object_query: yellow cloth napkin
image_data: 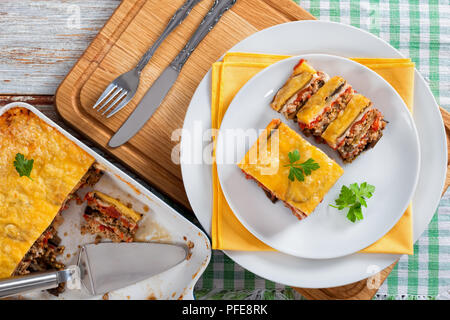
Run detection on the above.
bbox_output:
[211,52,415,254]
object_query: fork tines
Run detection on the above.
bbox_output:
[92,84,129,116]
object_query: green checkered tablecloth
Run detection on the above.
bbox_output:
[194,0,450,300]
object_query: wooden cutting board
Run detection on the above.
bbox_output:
[55,0,450,299]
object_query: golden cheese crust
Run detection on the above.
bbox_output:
[0,107,95,278]
[270,60,317,111]
[238,119,343,215]
[271,72,314,111]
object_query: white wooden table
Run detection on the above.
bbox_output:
[0,0,117,117]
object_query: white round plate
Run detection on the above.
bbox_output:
[181,21,447,288]
[215,54,420,259]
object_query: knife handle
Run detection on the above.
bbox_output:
[0,266,80,298]
[170,0,236,72]
[136,0,203,73]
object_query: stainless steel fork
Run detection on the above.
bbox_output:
[92,0,203,118]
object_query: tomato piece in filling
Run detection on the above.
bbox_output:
[371,114,381,132]
[120,217,131,229]
[293,59,305,71]
[101,205,120,219]
[298,122,307,130]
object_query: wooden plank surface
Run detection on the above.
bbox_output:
[0,0,121,94]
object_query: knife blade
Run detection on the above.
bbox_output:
[108,0,237,148]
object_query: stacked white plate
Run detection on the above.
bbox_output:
[180,21,447,288]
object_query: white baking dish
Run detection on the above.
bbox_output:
[1,102,211,300]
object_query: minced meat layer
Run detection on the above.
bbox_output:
[336,109,386,162]
[13,223,66,295]
[301,86,354,137]
[79,162,104,188]
[280,71,329,119]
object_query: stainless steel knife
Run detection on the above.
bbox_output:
[108,0,237,148]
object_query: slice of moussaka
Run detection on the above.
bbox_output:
[322,94,387,162]
[296,76,355,137]
[0,107,104,294]
[238,119,343,220]
[82,191,142,243]
[271,59,329,119]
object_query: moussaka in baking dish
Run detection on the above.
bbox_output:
[0,107,103,293]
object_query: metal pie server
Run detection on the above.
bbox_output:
[108,0,237,148]
[0,242,187,298]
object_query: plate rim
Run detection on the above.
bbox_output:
[215,53,421,259]
[180,20,447,288]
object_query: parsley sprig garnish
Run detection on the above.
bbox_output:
[330,182,375,222]
[14,153,34,180]
[284,149,320,182]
